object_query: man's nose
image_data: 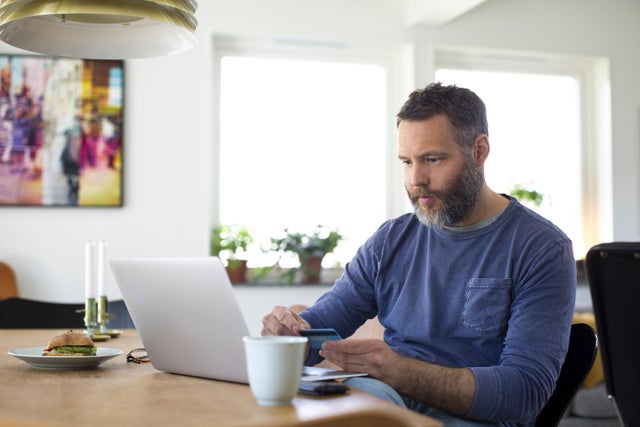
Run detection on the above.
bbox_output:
[409,165,429,187]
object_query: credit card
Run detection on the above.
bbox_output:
[300,328,342,350]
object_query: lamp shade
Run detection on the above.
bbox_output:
[0,0,198,59]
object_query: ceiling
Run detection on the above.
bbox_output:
[406,0,488,26]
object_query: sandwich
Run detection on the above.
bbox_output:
[42,330,97,356]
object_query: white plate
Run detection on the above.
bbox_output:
[8,347,123,370]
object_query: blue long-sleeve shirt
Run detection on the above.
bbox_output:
[300,197,576,425]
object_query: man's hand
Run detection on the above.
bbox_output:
[261,305,311,336]
[319,338,397,378]
[319,338,476,417]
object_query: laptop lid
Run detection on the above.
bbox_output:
[110,256,250,383]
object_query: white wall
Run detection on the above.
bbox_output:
[1,0,639,304]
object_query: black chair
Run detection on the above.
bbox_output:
[535,322,598,427]
[0,297,135,329]
[586,242,640,427]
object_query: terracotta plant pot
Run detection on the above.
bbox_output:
[226,259,248,284]
[300,255,324,284]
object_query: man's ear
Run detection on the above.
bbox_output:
[473,134,490,165]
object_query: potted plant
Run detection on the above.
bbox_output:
[509,183,544,207]
[210,224,254,283]
[271,225,343,284]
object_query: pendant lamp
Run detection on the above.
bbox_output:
[0,0,198,59]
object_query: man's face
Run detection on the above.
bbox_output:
[398,115,484,227]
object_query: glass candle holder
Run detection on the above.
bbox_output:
[97,295,110,333]
[84,297,97,338]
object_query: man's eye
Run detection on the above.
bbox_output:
[425,157,440,163]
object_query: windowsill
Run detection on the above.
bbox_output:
[233,282,334,287]
[236,267,343,287]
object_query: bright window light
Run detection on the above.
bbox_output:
[219,56,388,267]
[435,69,583,255]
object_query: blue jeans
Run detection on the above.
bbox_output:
[344,377,506,427]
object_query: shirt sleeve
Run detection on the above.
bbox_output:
[467,238,576,423]
[299,224,387,365]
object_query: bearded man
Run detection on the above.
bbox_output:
[262,83,576,427]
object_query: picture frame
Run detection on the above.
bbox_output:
[0,54,124,207]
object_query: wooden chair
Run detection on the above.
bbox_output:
[295,410,418,427]
[535,323,598,426]
[0,261,18,299]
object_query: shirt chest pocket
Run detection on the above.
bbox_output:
[462,278,513,335]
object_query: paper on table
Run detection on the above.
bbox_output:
[301,366,368,382]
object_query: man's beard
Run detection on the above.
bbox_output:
[407,155,484,227]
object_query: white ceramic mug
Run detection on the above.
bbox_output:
[243,336,308,406]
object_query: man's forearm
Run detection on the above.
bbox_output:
[385,355,476,416]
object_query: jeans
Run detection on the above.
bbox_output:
[344,377,506,427]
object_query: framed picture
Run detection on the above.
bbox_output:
[0,55,124,206]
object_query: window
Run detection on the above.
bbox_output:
[435,68,582,252]
[434,48,612,258]
[215,42,398,268]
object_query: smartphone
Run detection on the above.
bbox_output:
[300,328,342,350]
[298,380,349,396]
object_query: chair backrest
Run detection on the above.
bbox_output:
[587,242,640,427]
[0,298,85,328]
[0,261,19,299]
[0,297,135,329]
[535,322,598,427]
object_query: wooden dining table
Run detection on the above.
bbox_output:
[1,329,442,427]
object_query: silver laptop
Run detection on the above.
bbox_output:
[110,256,367,383]
[110,256,251,383]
